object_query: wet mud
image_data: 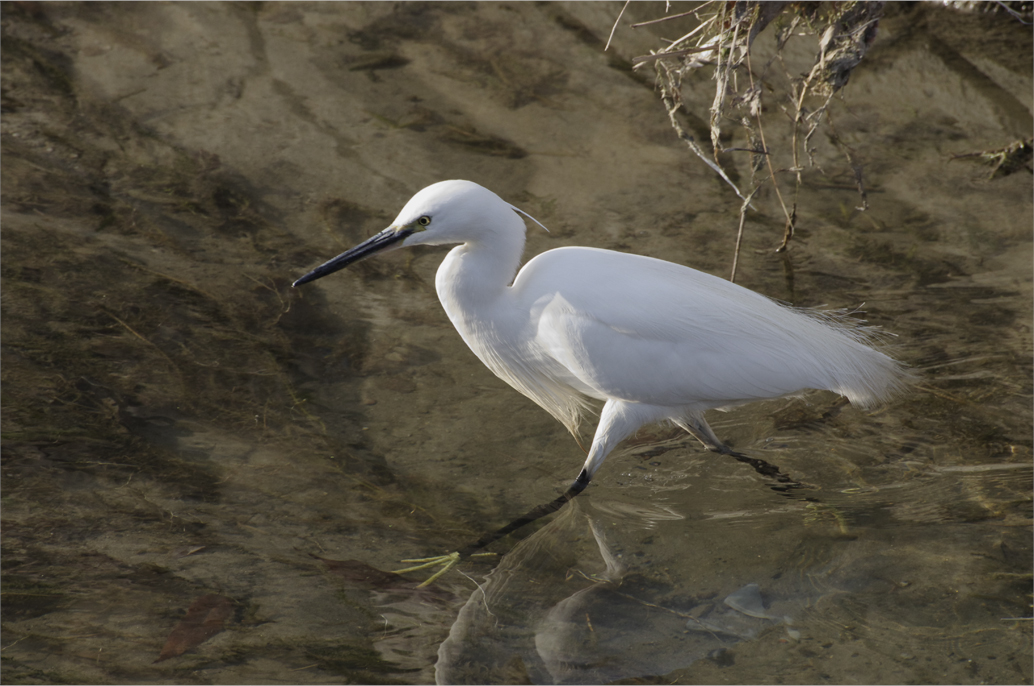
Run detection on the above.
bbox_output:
[2,3,1031,684]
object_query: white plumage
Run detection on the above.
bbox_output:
[295,180,909,485]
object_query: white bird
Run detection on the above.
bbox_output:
[294,180,909,580]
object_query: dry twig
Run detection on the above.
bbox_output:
[625,2,885,278]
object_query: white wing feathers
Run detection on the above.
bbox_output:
[514,247,908,413]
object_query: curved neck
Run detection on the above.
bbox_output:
[435,224,526,324]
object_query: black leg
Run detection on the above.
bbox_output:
[714,446,820,499]
[396,447,816,586]
[458,469,590,555]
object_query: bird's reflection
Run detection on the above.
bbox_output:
[435,496,810,685]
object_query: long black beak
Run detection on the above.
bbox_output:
[293,226,413,287]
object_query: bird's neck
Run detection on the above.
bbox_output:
[435,231,525,331]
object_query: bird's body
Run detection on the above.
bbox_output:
[296,180,909,486]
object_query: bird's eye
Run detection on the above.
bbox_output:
[417,216,431,226]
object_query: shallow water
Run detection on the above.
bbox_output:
[2,3,1031,685]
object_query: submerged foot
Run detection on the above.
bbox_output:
[393,551,499,587]
[392,476,590,586]
[393,552,461,587]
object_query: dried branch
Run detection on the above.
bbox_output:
[629,1,886,273]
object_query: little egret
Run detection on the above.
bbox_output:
[294,180,909,582]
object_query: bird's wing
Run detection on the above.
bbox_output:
[516,247,838,407]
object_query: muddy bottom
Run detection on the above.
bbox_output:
[2,3,1031,685]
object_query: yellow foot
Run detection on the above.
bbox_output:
[393,551,496,587]
[394,552,460,587]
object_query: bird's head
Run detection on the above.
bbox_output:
[294,180,542,287]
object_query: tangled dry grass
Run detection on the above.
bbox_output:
[618,2,885,281]
[613,1,1031,281]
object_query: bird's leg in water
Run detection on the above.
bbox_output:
[676,415,810,494]
[393,470,591,587]
[395,443,815,586]
[723,450,810,493]
[458,470,590,554]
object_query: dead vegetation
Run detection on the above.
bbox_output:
[611,1,1032,281]
[618,1,886,281]
[950,137,1034,178]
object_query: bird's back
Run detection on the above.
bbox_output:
[511,246,909,411]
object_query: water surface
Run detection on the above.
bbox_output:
[2,3,1031,684]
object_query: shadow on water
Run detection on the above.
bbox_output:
[1,2,1031,684]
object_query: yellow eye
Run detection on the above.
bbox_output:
[417,216,431,226]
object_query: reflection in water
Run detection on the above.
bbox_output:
[435,498,814,685]
[428,454,1031,684]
